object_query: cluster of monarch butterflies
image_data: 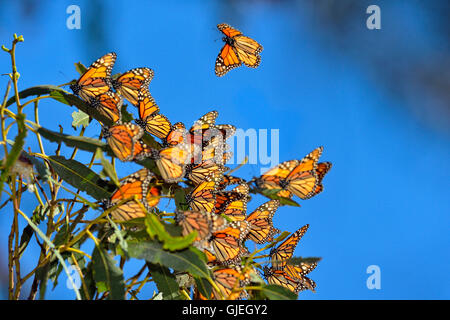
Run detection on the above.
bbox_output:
[68,23,330,300]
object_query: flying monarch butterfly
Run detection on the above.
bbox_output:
[112,67,154,106]
[135,89,172,140]
[106,169,161,221]
[263,266,307,294]
[311,162,332,196]
[195,266,251,300]
[102,122,148,162]
[150,144,191,183]
[204,221,250,265]
[164,122,187,147]
[245,200,281,244]
[185,173,220,212]
[215,23,263,77]
[88,91,122,124]
[70,52,116,102]
[254,147,323,200]
[284,261,318,292]
[270,225,309,269]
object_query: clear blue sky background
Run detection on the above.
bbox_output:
[0,0,449,299]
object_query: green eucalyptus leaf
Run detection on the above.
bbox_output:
[91,246,125,300]
[47,155,115,201]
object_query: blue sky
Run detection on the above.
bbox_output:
[0,0,449,299]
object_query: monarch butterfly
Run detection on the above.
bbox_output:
[151,144,191,183]
[195,266,251,300]
[311,162,332,196]
[164,122,187,147]
[106,169,161,221]
[135,89,172,140]
[215,23,263,77]
[284,262,318,292]
[89,91,122,123]
[255,147,323,200]
[175,210,216,243]
[215,184,249,221]
[70,52,116,102]
[102,122,149,162]
[263,266,307,294]
[217,174,246,191]
[270,225,309,269]
[245,200,280,244]
[218,185,249,222]
[204,221,250,265]
[185,159,225,186]
[112,67,154,106]
[185,173,220,212]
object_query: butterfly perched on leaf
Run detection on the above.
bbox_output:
[270,224,309,269]
[185,173,220,212]
[164,122,187,147]
[284,261,318,292]
[175,210,217,243]
[135,89,172,140]
[102,122,152,162]
[203,220,250,265]
[112,67,154,106]
[254,147,326,200]
[195,266,251,300]
[70,52,117,102]
[214,184,250,221]
[150,144,191,183]
[263,266,308,294]
[105,169,161,221]
[215,23,263,77]
[245,200,280,244]
[89,91,122,124]
[185,159,225,186]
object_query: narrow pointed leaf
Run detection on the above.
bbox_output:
[47,156,115,200]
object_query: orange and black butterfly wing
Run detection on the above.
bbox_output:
[284,262,318,292]
[108,169,153,221]
[208,222,249,264]
[113,67,154,106]
[90,91,122,123]
[312,162,332,196]
[139,113,172,140]
[186,174,218,212]
[103,123,143,162]
[154,144,190,183]
[164,122,187,147]
[175,210,213,242]
[245,200,280,244]
[284,147,323,199]
[215,43,241,77]
[71,52,116,102]
[215,24,244,77]
[270,224,309,269]
[263,266,306,294]
[233,34,263,68]
[136,89,159,122]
